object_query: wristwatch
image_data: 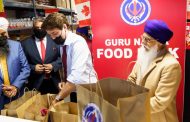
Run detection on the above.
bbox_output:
[55,94,62,101]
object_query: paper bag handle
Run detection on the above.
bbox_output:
[31,88,38,96]
[24,87,29,92]
[125,60,136,80]
[88,70,104,99]
[96,80,104,99]
[23,87,30,97]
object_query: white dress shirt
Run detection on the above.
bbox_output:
[35,37,47,59]
[60,31,97,84]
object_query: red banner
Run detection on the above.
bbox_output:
[91,0,186,122]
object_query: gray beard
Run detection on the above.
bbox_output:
[137,45,158,80]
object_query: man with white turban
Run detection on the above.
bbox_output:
[0,17,30,110]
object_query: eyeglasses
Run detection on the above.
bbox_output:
[141,34,155,44]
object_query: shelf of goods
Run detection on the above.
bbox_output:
[3,1,75,14]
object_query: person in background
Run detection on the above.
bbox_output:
[21,17,62,94]
[42,12,97,103]
[76,26,92,54]
[0,17,30,110]
[127,19,181,122]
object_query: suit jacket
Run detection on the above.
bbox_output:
[128,48,181,122]
[0,40,30,110]
[21,35,62,90]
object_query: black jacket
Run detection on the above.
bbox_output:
[21,35,62,89]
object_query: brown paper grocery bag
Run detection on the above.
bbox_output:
[77,77,150,122]
[99,78,150,122]
[1,90,38,118]
[24,94,55,122]
[49,101,78,122]
[77,83,120,122]
[4,90,38,109]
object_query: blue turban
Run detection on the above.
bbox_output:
[144,20,173,44]
[76,27,89,37]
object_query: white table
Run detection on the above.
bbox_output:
[0,115,39,122]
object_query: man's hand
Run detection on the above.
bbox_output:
[35,64,44,73]
[43,64,53,74]
[2,84,18,98]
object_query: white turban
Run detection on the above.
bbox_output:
[0,17,9,31]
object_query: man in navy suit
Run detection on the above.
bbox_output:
[0,17,30,110]
[21,17,62,94]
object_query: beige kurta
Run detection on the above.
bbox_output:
[128,49,181,122]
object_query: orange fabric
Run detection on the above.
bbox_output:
[0,54,10,85]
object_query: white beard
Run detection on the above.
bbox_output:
[137,44,158,80]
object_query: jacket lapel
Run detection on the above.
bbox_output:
[31,37,42,63]
[139,63,156,86]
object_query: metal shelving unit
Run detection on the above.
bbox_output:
[8,27,33,36]
[8,27,32,32]
[4,1,74,14]
[3,0,76,36]
[4,1,34,9]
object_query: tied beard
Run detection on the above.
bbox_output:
[0,39,9,56]
[137,44,158,80]
[0,45,9,56]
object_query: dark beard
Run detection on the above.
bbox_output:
[0,35,9,55]
[0,44,9,56]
